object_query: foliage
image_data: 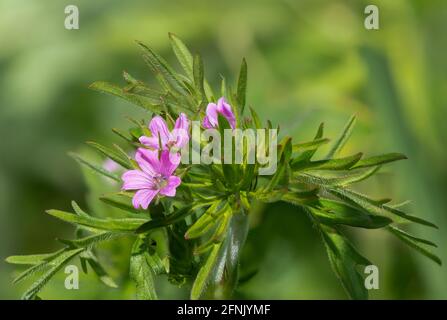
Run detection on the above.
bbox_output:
[6,34,440,300]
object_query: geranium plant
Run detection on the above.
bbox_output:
[6,34,440,300]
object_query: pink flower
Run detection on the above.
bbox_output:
[202,97,236,129]
[121,149,181,209]
[139,113,190,152]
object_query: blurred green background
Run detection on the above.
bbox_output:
[1,0,446,299]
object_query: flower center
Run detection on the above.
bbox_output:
[153,174,168,189]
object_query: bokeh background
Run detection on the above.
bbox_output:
[1,0,446,299]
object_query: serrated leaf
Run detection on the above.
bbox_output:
[169,33,194,79]
[193,54,206,103]
[57,232,124,249]
[130,237,158,300]
[13,262,49,285]
[21,248,84,300]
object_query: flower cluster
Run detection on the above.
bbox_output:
[122,98,235,209]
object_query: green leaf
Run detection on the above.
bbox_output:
[388,226,437,247]
[264,137,292,191]
[82,250,118,288]
[6,249,65,265]
[311,199,392,229]
[193,54,206,106]
[169,32,194,79]
[136,41,188,95]
[326,115,356,158]
[167,221,195,285]
[71,201,90,217]
[86,141,132,169]
[136,205,193,234]
[319,225,369,300]
[294,166,380,187]
[68,152,120,182]
[191,243,222,300]
[46,209,148,232]
[57,232,124,249]
[292,138,330,153]
[280,189,319,206]
[130,237,158,300]
[383,204,438,229]
[185,201,223,239]
[292,153,363,171]
[328,188,437,228]
[291,123,324,164]
[351,153,407,169]
[249,106,262,129]
[13,262,49,285]
[388,226,441,265]
[89,81,163,113]
[99,193,142,214]
[21,248,84,300]
[236,58,247,114]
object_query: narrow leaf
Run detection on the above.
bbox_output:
[21,248,84,300]
[352,153,407,169]
[237,58,247,114]
[326,115,356,158]
[69,152,120,182]
[388,226,441,265]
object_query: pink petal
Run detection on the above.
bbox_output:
[171,128,190,149]
[159,150,179,176]
[174,113,190,131]
[139,136,159,149]
[132,189,158,209]
[202,115,214,129]
[121,170,155,190]
[217,97,236,129]
[172,113,190,148]
[159,176,181,197]
[204,102,218,128]
[149,116,170,148]
[135,148,160,175]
